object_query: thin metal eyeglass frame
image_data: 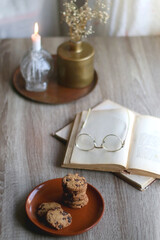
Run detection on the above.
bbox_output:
[75,108,130,152]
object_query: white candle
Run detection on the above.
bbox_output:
[31,22,41,51]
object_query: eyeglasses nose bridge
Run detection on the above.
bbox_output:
[92,140,103,149]
[94,145,103,149]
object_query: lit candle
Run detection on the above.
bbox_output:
[31,22,41,51]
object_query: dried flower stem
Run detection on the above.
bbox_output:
[62,0,109,42]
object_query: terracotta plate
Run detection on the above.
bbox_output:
[25,178,105,236]
[13,55,98,104]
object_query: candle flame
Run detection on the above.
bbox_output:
[34,22,39,35]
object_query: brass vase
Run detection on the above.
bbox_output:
[57,40,95,88]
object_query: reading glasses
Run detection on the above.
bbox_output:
[75,108,129,152]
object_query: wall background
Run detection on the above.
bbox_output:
[0,0,160,38]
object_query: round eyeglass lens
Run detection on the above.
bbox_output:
[76,134,95,151]
[103,134,122,151]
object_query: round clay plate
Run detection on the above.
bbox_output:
[13,55,98,104]
[25,178,105,236]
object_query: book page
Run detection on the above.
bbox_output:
[70,108,135,167]
[54,100,123,141]
[115,172,155,190]
[54,122,73,141]
[128,115,160,175]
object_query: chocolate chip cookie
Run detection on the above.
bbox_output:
[62,173,89,209]
[62,173,87,193]
[63,191,87,201]
[63,194,89,208]
[46,208,72,230]
[37,202,61,218]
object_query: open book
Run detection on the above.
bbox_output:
[64,105,160,178]
[62,102,160,179]
[55,100,155,190]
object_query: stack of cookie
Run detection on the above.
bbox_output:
[62,173,89,208]
[37,202,72,230]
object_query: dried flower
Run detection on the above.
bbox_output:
[62,0,109,42]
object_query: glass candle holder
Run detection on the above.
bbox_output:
[20,48,53,92]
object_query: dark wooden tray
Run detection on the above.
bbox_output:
[13,55,98,104]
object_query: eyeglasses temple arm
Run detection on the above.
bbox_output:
[122,110,130,144]
[122,140,125,147]
[81,108,91,129]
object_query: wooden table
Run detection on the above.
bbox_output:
[1,37,160,240]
